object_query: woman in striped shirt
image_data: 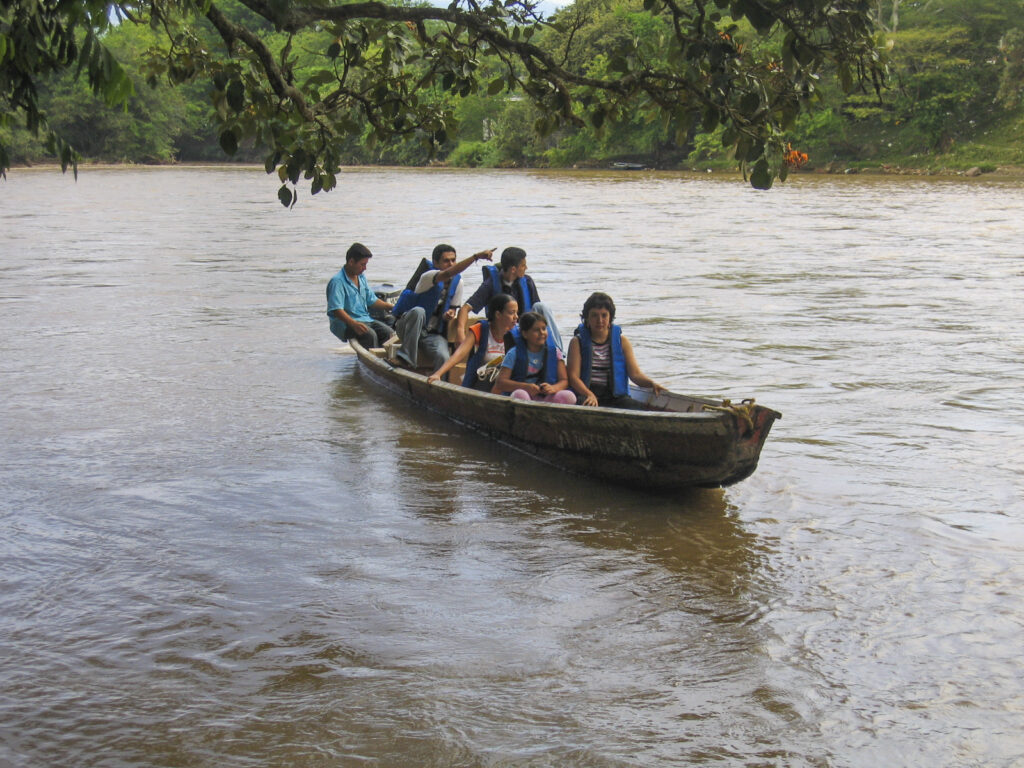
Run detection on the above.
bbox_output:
[566,292,664,409]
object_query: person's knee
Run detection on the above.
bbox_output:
[553,390,576,405]
[511,389,531,401]
[397,306,425,333]
[370,323,393,347]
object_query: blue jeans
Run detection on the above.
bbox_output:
[395,306,451,371]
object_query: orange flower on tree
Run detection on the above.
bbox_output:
[784,144,809,168]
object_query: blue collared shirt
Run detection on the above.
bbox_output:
[326,268,377,339]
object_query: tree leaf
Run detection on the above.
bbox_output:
[226,80,245,112]
[743,2,775,34]
[219,129,238,156]
[750,158,773,189]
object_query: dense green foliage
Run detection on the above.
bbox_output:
[784,0,1024,168]
[3,0,885,198]
[1,0,134,172]
[3,0,1021,196]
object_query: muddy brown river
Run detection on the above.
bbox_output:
[2,166,1022,766]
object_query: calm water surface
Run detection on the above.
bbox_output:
[2,167,1023,767]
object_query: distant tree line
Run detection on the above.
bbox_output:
[782,0,1024,168]
[3,0,1021,175]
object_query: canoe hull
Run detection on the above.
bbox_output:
[351,342,780,490]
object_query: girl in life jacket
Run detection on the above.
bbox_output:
[566,292,665,410]
[428,293,518,390]
[492,312,576,404]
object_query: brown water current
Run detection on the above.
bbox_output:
[1,167,1023,766]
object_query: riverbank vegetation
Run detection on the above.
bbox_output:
[3,0,1021,195]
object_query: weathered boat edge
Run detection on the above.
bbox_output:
[349,341,780,491]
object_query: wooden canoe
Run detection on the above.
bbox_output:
[350,340,781,490]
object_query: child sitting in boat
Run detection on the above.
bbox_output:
[428,293,518,390]
[492,312,576,404]
[566,292,665,409]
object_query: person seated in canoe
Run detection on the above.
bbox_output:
[326,242,396,348]
[455,246,564,353]
[566,292,665,410]
[428,293,518,391]
[391,243,495,372]
[491,311,577,404]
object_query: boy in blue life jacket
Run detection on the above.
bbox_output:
[392,244,494,372]
[455,246,564,353]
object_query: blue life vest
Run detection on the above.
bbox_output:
[462,321,514,388]
[393,263,461,336]
[510,333,559,385]
[576,323,628,397]
[462,320,491,388]
[483,265,533,312]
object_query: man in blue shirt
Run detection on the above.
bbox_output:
[326,243,396,348]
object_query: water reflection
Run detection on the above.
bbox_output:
[331,362,774,637]
[327,366,778,677]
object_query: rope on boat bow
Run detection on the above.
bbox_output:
[702,398,757,433]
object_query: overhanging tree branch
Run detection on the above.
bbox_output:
[205,1,317,122]
[2,0,886,196]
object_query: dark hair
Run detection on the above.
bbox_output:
[486,292,517,323]
[431,243,456,265]
[517,311,546,334]
[581,291,616,322]
[500,246,527,271]
[346,242,373,262]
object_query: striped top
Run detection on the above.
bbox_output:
[589,340,612,394]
